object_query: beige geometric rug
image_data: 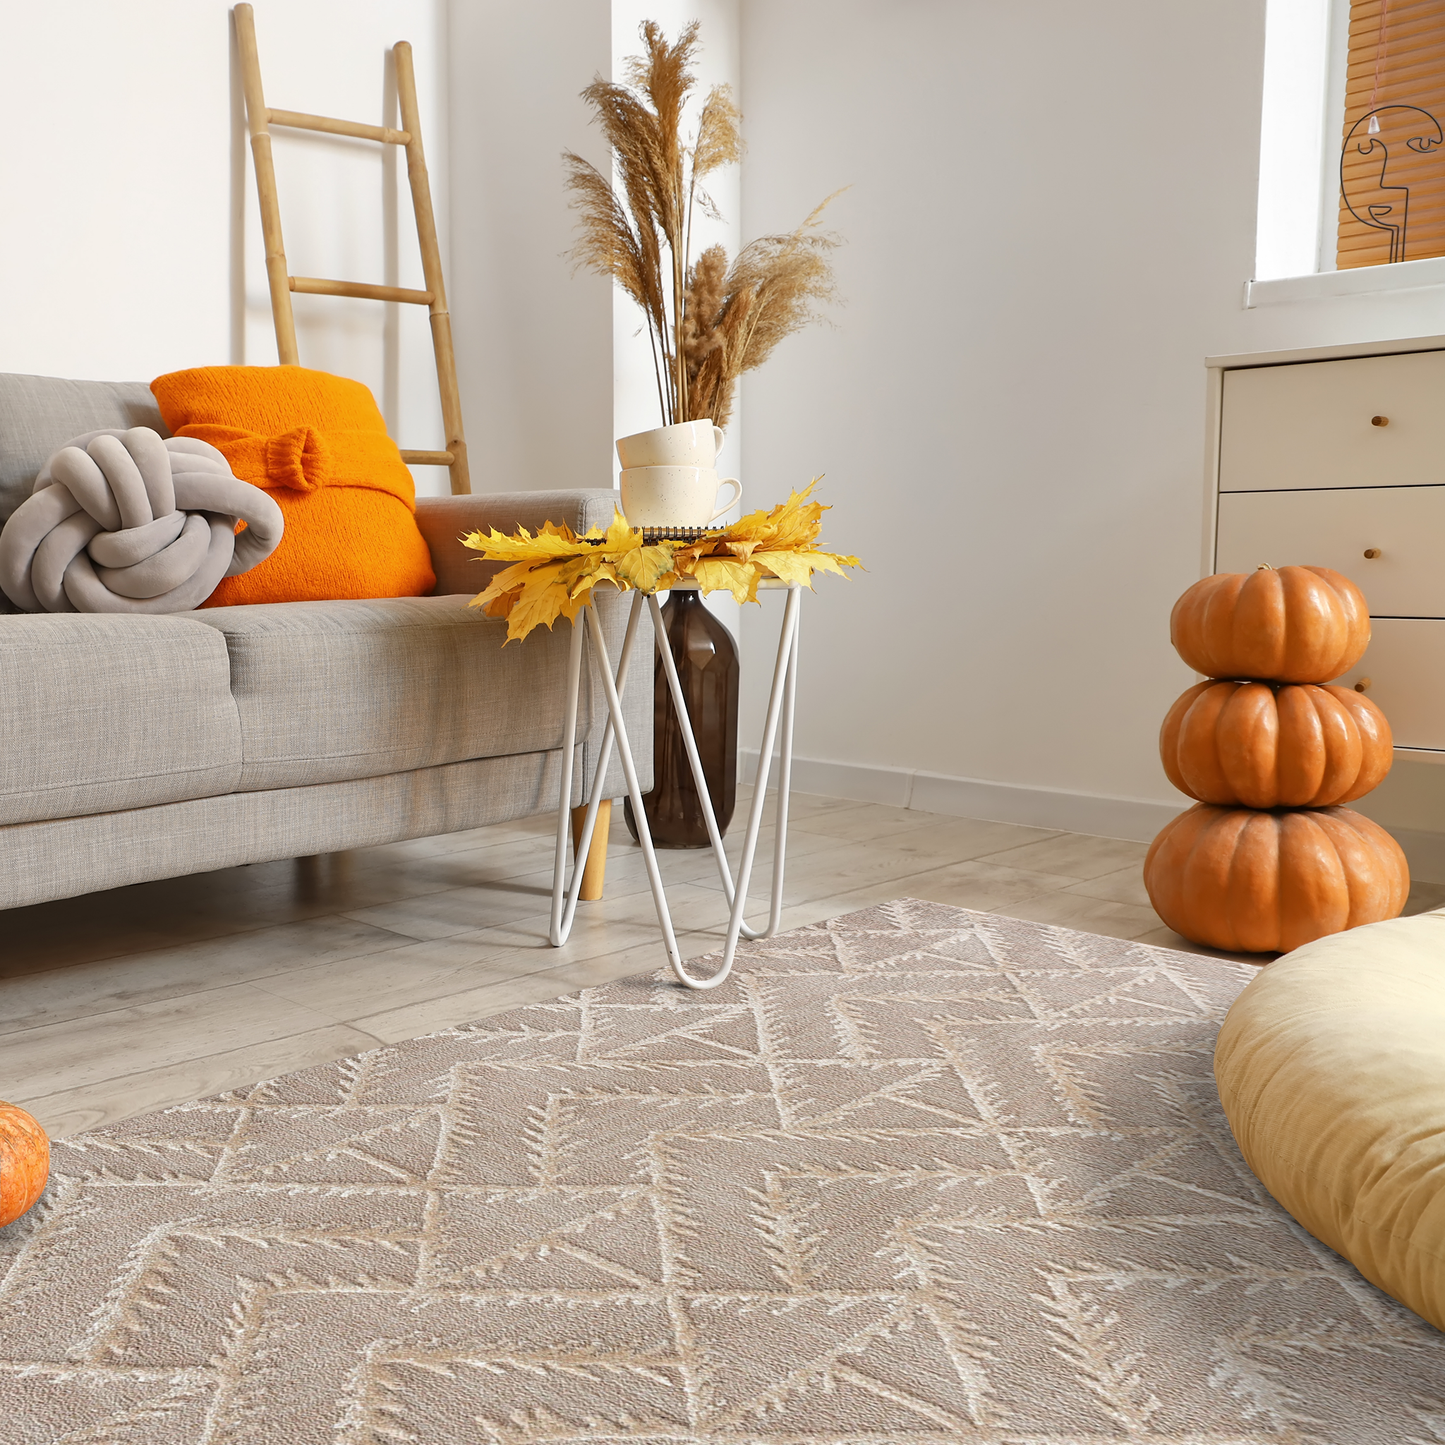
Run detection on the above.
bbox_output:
[2,899,1442,1443]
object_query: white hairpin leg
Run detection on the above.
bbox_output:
[548,609,587,946]
[582,601,687,978]
[662,583,803,990]
[550,590,646,947]
[646,594,756,935]
[768,588,800,935]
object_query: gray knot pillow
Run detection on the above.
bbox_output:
[0,427,284,613]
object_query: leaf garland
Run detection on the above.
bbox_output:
[463,482,861,642]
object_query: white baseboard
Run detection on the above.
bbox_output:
[740,749,1445,882]
[739,750,1182,843]
[1387,828,1445,886]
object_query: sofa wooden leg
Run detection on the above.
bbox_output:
[570,799,612,901]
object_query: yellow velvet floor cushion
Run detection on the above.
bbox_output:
[1215,910,1445,1331]
[151,365,435,606]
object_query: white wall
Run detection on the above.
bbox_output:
[0,0,449,491]
[446,0,614,495]
[736,0,1265,820]
[735,0,1445,850]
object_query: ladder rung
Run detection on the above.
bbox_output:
[290,276,433,305]
[267,108,410,145]
[400,449,455,466]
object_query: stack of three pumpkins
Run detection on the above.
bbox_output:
[1144,564,1410,954]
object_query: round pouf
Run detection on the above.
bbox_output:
[1215,910,1445,1331]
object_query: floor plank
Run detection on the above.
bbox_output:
[3,790,1430,1138]
[14,1024,384,1137]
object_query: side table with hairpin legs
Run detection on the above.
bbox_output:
[547,577,802,991]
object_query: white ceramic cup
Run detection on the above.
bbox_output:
[616,419,726,470]
[619,465,742,528]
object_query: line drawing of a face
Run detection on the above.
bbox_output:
[1341,105,1445,264]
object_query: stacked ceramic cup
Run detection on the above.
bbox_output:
[617,421,741,528]
[1143,564,1409,954]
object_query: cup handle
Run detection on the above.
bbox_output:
[713,426,726,461]
[710,478,742,522]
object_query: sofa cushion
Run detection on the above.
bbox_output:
[0,614,241,824]
[151,366,436,606]
[0,376,167,615]
[0,374,165,527]
[189,594,584,791]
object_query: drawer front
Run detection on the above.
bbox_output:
[1215,486,1445,617]
[1220,349,1445,492]
[1336,618,1445,751]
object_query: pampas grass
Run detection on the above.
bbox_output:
[565,21,838,430]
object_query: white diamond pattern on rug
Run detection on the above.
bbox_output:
[2,898,1443,1443]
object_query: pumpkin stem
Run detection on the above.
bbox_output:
[1256,563,1274,571]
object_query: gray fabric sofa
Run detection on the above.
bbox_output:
[0,373,647,911]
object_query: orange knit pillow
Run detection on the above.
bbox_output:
[150,365,435,606]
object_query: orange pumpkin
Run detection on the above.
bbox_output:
[1160,680,1392,809]
[1144,804,1408,953]
[1170,565,1369,683]
[0,1100,48,1227]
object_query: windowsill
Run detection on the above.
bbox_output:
[1247,255,1445,307]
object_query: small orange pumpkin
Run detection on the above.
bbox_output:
[0,1100,48,1227]
[1170,565,1369,683]
[1144,804,1408,953]
[1160,680,1392,809]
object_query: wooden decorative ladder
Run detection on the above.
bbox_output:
[232,4,470,495]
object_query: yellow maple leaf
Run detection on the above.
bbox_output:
[553,552,603,594]
[472,557,542,613]
[764,487,827,551]
[473,584,521,620]
[688,554,759,603]
[716,481,824,551]
[502,560,577,641]
[463,522,583,562]
[615,543,675,593]
[568,560,611,602]
[603,509,641,554]
[750,549,815,587]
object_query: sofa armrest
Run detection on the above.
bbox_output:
[417,490,619,596]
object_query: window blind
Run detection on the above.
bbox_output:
[1338,0,1445,268]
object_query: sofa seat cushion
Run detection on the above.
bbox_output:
[0,614,241,824]
[189,594,579,791]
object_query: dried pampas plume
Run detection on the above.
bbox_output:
[565,20,840,430]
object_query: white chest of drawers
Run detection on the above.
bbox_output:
[1206,335,1445,763]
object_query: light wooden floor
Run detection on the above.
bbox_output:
[5,792,1443,1139]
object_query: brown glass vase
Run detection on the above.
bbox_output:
[624,588,738,848]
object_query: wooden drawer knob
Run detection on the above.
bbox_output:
[1372,415,1389,426]
[1364,547,1382,558]
[1354,677,1372,692]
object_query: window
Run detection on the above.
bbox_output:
[1254,0,1445,283]
[1337,0,1445,268]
